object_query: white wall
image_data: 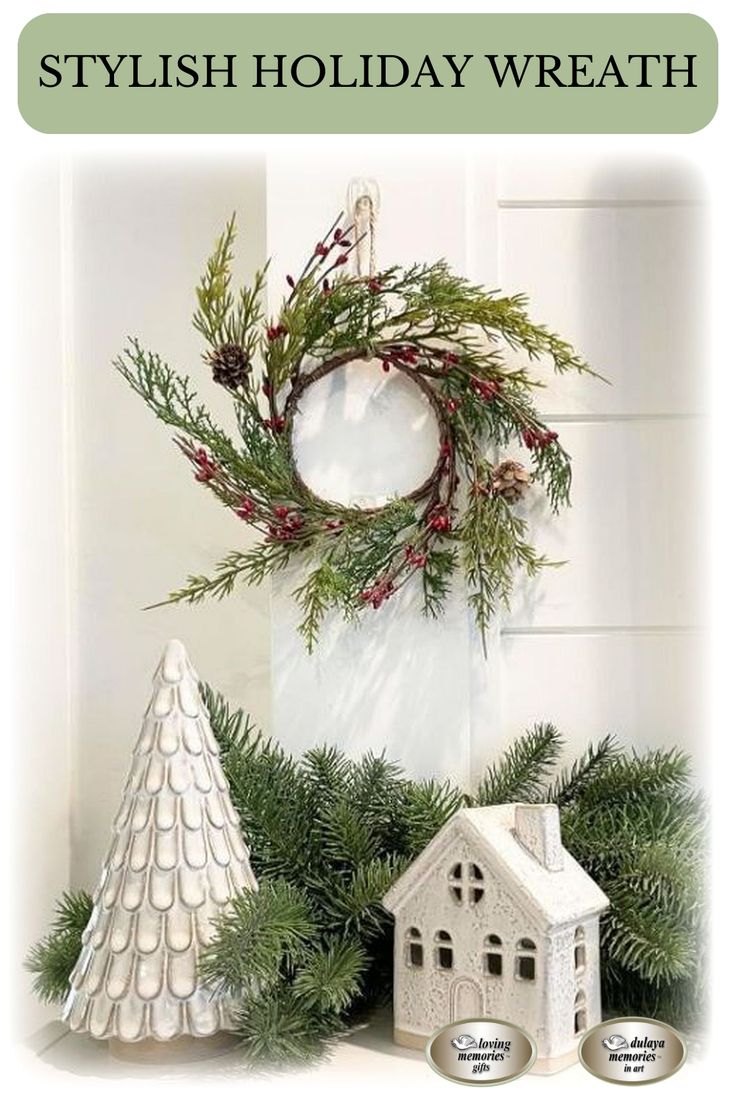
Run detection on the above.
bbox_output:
[66,155,269,890]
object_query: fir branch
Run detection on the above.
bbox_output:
[232,984,343,1065]
[546,735,620,807]
[24,890,93,1004]
[292,936,367,1014]
[476,723,564,805]
[199,881,317,996]
[397,779,467,854]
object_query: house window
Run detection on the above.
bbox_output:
[405,927,423,968]
[574,990,587,1035]
[574,926,586,973]
[448,862,485,905]
[484,934,503,977]
[435,930,454,970]
[515,938,537,981]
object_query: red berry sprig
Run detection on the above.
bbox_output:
[268,507,304,541]
[360,578,395,609]
[404,545,428,568]
[522,427,559,450]
[264,416,286,434]
[193,448,218,483]
[428,507,451,533]
[471,377,502,401]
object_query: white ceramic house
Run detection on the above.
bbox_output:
[382,804,609,1073]
[62,640,258,1057]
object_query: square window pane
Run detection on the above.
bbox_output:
[438,946,453,969]
[518,956,535,981]
[485,953,502,976]
[409,943,423,967]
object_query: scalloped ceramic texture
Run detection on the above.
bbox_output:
[62,640,258,1042]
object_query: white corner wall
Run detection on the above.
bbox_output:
[66,155,269,891]
[14,158,73,1037]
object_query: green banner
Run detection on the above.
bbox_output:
[18,12,718,134]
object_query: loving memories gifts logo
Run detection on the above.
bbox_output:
[426,1020,536,1085]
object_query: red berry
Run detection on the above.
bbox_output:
[193,449,217,482]
[429,510,451,533]
[236,497,256,520]
[335,253,349,266]
[274,505,289,519]
[382,360,391,373]
[446,399,459,414]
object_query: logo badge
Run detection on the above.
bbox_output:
[579,1017,687,1085]
[426,1018,536,1085]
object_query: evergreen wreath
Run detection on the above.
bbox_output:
[28,693,705,1065]
[115,214,600,649]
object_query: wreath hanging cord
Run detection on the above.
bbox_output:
[115,212,602,650]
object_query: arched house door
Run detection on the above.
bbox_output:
[451,977,484,1021]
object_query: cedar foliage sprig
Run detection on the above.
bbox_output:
[27,696,701,1063]
[115,215,602,650]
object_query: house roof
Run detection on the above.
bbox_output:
[62,640,258,1042]
[383,804,608,929]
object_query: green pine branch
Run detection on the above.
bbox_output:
[24,890,93,1004]
[476,722,564,805]
[27,691,705,1061]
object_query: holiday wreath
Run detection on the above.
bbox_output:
[116,214,599,648]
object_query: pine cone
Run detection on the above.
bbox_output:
[491,460,531,503]
[209,343,251,389]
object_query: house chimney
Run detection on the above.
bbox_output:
[514,805,564,872]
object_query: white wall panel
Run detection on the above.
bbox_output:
[475,630,705,783]
[497,154,703,204]
[498,205,704,416]
[504,419,703,629]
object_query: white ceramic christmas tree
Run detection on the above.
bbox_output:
[62,640,258,1058]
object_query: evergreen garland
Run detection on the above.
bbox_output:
[115,214,601,650]
[27,693,704,1063]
